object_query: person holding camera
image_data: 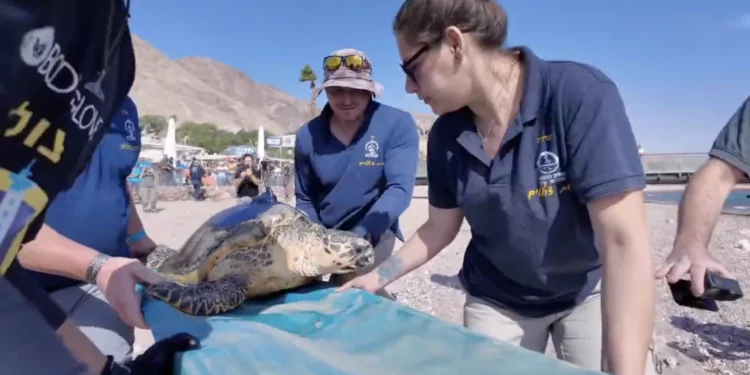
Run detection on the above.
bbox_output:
[235,153,263,204]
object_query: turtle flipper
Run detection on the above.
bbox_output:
[146,276,250,316]
[141,245,179,270]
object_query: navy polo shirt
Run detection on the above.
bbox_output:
[709,96,750,174]
[294,101,419,244]
[30,96,142,292]
[428,47,645,317]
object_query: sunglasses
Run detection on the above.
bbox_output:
[400,45,431,85]
[323,55,371,72]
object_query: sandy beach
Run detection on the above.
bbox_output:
[133,185,750,374]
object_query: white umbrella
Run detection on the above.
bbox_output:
[257,126,265,161]
[164,116,177,166]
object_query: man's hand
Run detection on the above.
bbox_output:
[130,237,157,258]
[656,244,733,296]
[96,257,164,329]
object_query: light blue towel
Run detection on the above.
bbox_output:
[141,283,602,375]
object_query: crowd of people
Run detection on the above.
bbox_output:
[126,152,294,209]
[0,0,747,374]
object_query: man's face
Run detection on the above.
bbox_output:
[325,87,371,122]
[244,156,253,166]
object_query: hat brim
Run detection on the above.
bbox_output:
[316,78,384,97]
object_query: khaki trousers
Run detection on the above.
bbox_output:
[463,283,659,374]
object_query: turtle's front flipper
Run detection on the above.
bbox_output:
[146,276,250,316]
[141,245,180,270]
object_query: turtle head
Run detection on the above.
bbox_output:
[319,230,374,274]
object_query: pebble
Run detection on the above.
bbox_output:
[734,238,750,251]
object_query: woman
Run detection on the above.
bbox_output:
[235,153,262,204]
[340,1,656,374]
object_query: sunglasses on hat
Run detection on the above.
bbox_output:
[323,55,371,72]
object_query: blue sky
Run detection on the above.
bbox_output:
[129,1,749,153]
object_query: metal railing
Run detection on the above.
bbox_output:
[414,153,709,183]
[639,153,707,175]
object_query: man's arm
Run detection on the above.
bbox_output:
[294,132,322,222]
[127,198,156,255]
[655,98,750,292]
[674,97,750,250]
[674,158,743,250]
[351,116,420,239]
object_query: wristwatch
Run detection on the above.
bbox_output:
[86,254,111,284]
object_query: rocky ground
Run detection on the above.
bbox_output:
[134,186,750,374]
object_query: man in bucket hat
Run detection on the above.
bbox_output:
[294,49,420,299]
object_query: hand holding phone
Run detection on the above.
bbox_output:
[669,272,743,312]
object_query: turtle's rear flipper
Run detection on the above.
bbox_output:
[146,276,250,316]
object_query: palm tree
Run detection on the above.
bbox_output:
[299,65,317,118]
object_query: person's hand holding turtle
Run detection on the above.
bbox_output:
[95,256,164,329]
[130,235,157,258]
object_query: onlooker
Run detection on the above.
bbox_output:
[140,165,158,213]
[189,158,205,201]
[158,155,174,186]
[656,96,749,294]
[295,48,420,299]
[283,163,294,201]
[20,96,162,364]
[235,153,262,204]
[340,1,656,373]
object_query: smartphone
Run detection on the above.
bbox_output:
[669,273,744,312]
[704,273,743,301]
[669,279,719,312]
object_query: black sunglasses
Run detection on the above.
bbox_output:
[399,44,431,85]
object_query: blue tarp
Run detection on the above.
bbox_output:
[141,193,602,374]
[141,284,602,375]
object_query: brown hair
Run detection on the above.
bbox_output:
[393,0,508,49]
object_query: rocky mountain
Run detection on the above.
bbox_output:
[128,35,435,135]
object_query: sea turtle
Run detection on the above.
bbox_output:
[144,193,375,316]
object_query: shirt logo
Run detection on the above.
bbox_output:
[364,136,379,158]
[536,151,567,185]
[537,151,559,174]
[124,117,137,141]
[19,26,105,141]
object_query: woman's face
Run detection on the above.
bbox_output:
[244,156,253,166]
[396,30,474,115]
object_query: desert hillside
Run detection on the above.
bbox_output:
[128,35,435,135]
